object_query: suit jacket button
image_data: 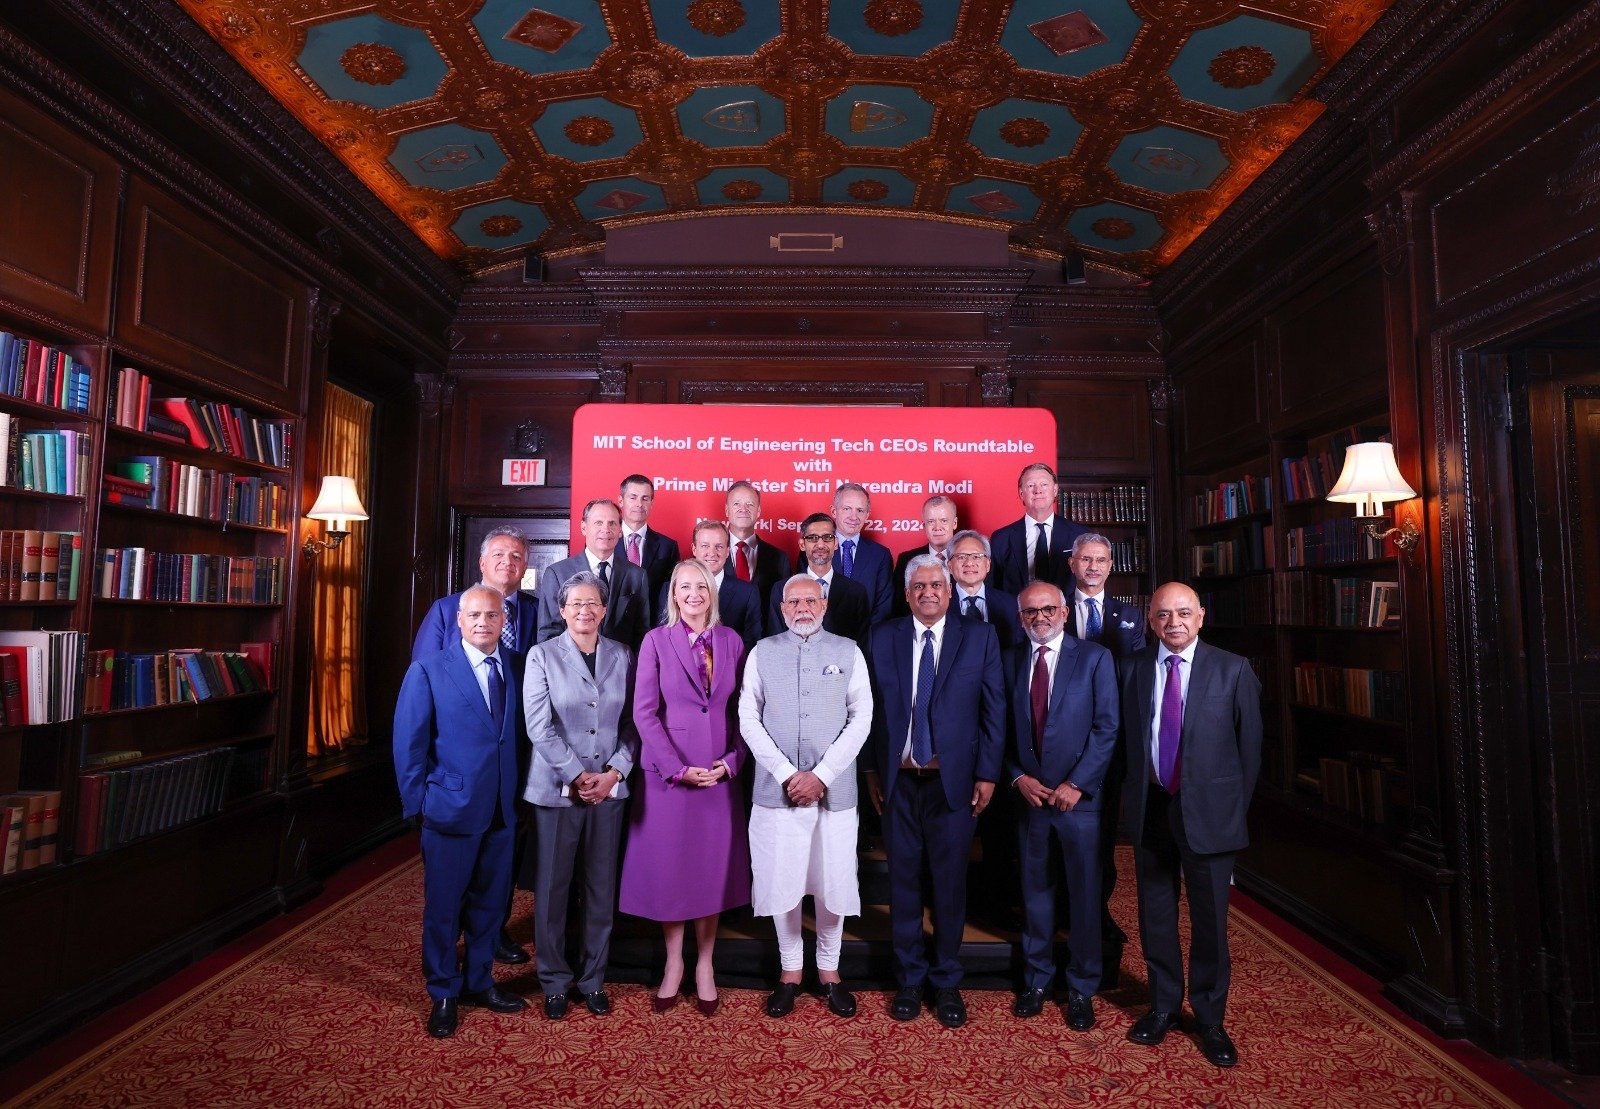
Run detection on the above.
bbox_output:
[702,706,708,714]
[589,729,596,735]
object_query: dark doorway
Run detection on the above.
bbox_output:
[1510,346,1600,1074]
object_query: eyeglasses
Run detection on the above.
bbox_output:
[781,596,824,608]
[800,533,837,543]
[563,600,604,612]
[1019,605,1062,620]
[949,552,989,563]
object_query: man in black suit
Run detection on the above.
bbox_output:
[1006,581,1119,1031]
[657,520,764,651]
[1064,531,1147,983]
[832,482,893,622]
[535,499,649,650]
[989,462,1087,596]
[1121,582,1262,1068]
[618,473,680,625]
[947,530,1022,649]
[890,495,960,615]
[767,512,871,644]
[864,555,1005,1029]
[725,480,790,611]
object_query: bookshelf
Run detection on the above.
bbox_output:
[1060,478,1152,609]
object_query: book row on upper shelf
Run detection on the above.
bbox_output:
[1190,474,1272,526]
[0,332,92,415]
[104,457,288,529]
[0,418,92,496]
[1279,574,1401,628]
[110,368,294,469]
[1292,752,1407,827]
[1061,484,1148,525]
[1279,425,1389,504]
[0,529,83,602]
[1,789,60,874]
[1292,662,1406,722]
[94,548,284,605]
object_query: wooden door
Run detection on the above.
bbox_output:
[1512,349,1600,1073]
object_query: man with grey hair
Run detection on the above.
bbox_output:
[864,553,1004,1028]
[536,499,649,649]
[740,574,873,1022]
[412,524,539,965]
[947,529,1022,650]
[890,494,961,616]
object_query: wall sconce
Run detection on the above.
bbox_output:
[302,475,369,559]
[1326,442,1421,560]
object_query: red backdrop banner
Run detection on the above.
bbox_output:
[567,404,1058,557]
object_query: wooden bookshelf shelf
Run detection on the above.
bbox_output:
[98,501,289,535]
[104,423,291,476]
[0,487,84,504]
[92,599,280,609]
[81,689,273,719]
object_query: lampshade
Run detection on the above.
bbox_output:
[1326,442,1418,517]
[306,475,369,530]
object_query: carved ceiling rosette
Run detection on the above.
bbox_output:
[755,38,850,98]
[900,138,981,192]
[595,47,690,109]
[763,133,846,182]
[919,44,1013,111]
[638,144,712,187]
[1069,65,1168,132]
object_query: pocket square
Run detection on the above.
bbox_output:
[1120,620,1136,628]
[823,664,843,675]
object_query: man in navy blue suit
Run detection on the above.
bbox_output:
[989,463,1087,596]
[864,555,1005,1029]
[831,482,893,622]
[412,526,538,662]
[395,585,531,1038]
[656,520,764,650]
[889,495,960,616]
[767,512,872,644]
[947,530,1022,649]
[619,473,681,625]
[725,480,791,611]
[1006,581,1119,1031]
[412,525,539,965]
[1064,532,1147,983]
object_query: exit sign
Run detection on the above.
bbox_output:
[501,458,547,486]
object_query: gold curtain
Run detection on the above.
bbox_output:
[307,384,373,757]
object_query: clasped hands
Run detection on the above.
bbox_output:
[785,770,825,807]
[1016,774,1082,811]
[679,763,728,789]
[572,768,620,804]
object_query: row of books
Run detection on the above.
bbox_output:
[1293,753,1407,825]
[104,457,288,529]
[0,529,82,601]
[1278,573,1402,628]
[0,417,92,495]
[1190,522,1272,577]
[110,368,294,468]
[94,549,285,605]
[1190,474,1272,526]
[1285,518,1389,566]
[0,331,92,414]
[76,747,236,856]
[82,643,274,714]
[1,790,60,873]
[1280,426,1387,503]
[1291,663,1405,722]
[1200,576,1275,627]
[0,630,82,726]
[1061,485,1148,525]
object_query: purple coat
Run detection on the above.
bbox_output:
[619,622,752,921]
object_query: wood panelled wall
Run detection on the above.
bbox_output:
[1155,0,1600,1071]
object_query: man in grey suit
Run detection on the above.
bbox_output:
[536,499,650,650]
[1121,582,1262,1068]
[523,570,639,1020]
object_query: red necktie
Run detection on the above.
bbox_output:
[734,541,752,581]
[1031,645,1050,759]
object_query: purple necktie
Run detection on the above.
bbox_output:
[1158,655,1183,793]
[1030,645,1050,760]
[627,532,642,566]
[691,631,712,696]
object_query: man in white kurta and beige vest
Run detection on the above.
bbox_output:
[739,574,873,1021]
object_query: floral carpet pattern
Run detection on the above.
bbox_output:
[10,849,1531,1107]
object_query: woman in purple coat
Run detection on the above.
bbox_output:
[620,557,751,1016]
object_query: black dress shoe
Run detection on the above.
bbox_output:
[1127,1009,1181,1045]
[426,997,458,1038]
[934,988,967,1029]
[461,986,528,1013]
[1012,987,1047,1019]
[543,994,569,1021]
[765,981,799,1019]
[890,985,922,1021]
[1065,989,1095,1031]
[1198,1024,1238,1067]
[822,982,856,1019]
[494,933,531,965]
[582,990,611,1016]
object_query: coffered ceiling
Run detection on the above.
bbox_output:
[179,0,1392,276]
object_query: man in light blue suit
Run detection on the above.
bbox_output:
[394,584,530,1039]
[1006,580,1119,1032]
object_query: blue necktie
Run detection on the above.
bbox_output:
[1086,597,1102,641]
[485,655,505,731]
[841,538,855,577]
[910,629,935,766]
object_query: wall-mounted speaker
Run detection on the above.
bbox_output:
[522,253,545,283]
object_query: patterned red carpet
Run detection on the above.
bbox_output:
[6,845,1550,1107]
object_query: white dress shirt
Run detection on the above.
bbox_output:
[900,615,947,767]
[460,638,501,715]
[1023,515,1054,567]
[1150,640,1198,770]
